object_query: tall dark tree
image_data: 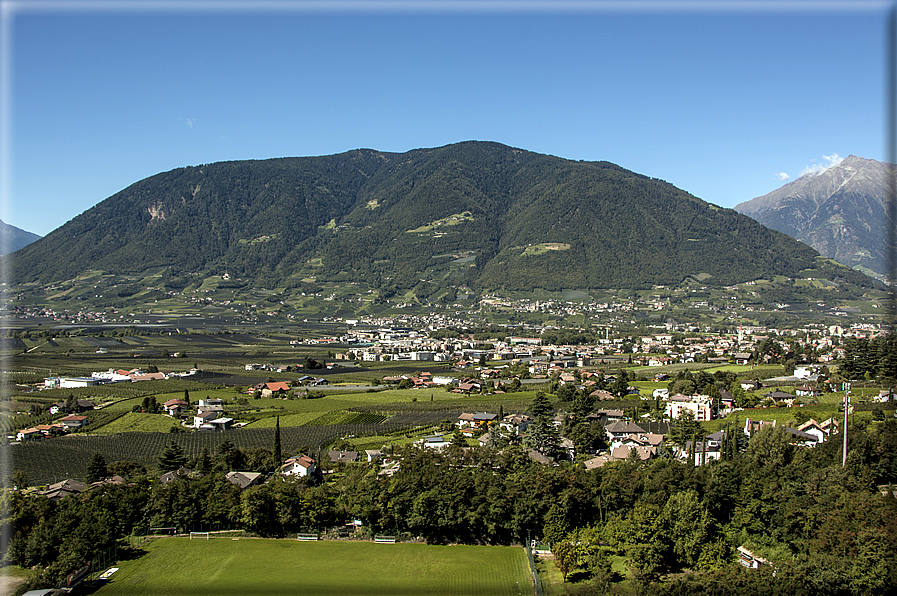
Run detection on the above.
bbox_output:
[85,452,108,483]
[530,391,553,418]
[194,447,212,473]
[273,416,283,469]
[157,441,187,472]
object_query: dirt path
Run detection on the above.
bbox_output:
[0,573,25,596]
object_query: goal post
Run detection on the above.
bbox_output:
[189,532,210,540]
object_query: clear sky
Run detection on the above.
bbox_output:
[1,0,893,237]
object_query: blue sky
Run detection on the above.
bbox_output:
[2,1,893,237]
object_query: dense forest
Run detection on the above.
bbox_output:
[4,414,896,594]
[6,141,866,292]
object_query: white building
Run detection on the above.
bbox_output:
[665,394,712,421]
[280,455,316,477]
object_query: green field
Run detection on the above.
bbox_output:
[91,538,532,596]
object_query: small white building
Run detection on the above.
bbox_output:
[280,455,316,477]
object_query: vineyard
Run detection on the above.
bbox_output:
[7,422,422,486]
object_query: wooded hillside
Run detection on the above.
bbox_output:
[7,141,868,291]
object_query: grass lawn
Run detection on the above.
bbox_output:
[89,538,532,596]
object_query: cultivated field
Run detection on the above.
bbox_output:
[87,537,533,596]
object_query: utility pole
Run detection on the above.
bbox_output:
[842,382,851,467]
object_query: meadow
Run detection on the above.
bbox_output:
[87,537,532,596]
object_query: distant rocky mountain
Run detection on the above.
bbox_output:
[735,155,895,280]
[3,141,870,292]
[0,219,41,256]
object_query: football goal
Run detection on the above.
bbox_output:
[189,532,210,540]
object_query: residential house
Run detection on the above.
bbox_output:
[280,455,316,477]
[744,418,777,437]
[500,413,532,435]
[207,417,234,431]
[611,444,657,462]
[16,427,42,442]
[193,411,222,429]
[526,449,553,465]
[797,419,827,443]
[38,479,87,501]
[163,399,189,416]
[588,389,615,401]
[783,426,820,447]
[590,409,624,425]
[733,353,753,365]
[764,390,796,405]
[455,382,481,394]
[225,471,265,489]
[328,450,359,464]
[58,415,88,430]
[604,420,647,442]
[160,468,193,484]
[457,412,498,429]
[680,436,722,466]
[258,381,291,397]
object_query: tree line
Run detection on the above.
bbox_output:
[4,411,896,593]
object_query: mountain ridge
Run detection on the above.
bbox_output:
[0,219,41,256]
[4,141,870,292]
[735,155,894,279]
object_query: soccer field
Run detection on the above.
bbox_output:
[89,537,534,595]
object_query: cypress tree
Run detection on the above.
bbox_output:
[273,416,282,469]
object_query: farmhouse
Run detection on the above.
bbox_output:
[280,455,316,477]
[457,412,497,429]
[58,415,88,430]
[163,399,189,416]
[257,381,291,397]
[328,450,359,464]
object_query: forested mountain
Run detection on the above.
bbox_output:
[0,219,40,256]
[5,142,862,291]
[735,155,895,280]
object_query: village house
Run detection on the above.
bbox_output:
[255,381,291,397]
[37,479,88,501]
[225,471,265,490]
[328,450,359,464]
[280,455,316,478]
[499,413,532,435]
[162,399,189,416]
[457,412,498,429]
[58,414,88,430]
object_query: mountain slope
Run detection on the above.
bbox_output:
[5,141,847,291]
[735,155,895,279]
[0,220,41,256]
